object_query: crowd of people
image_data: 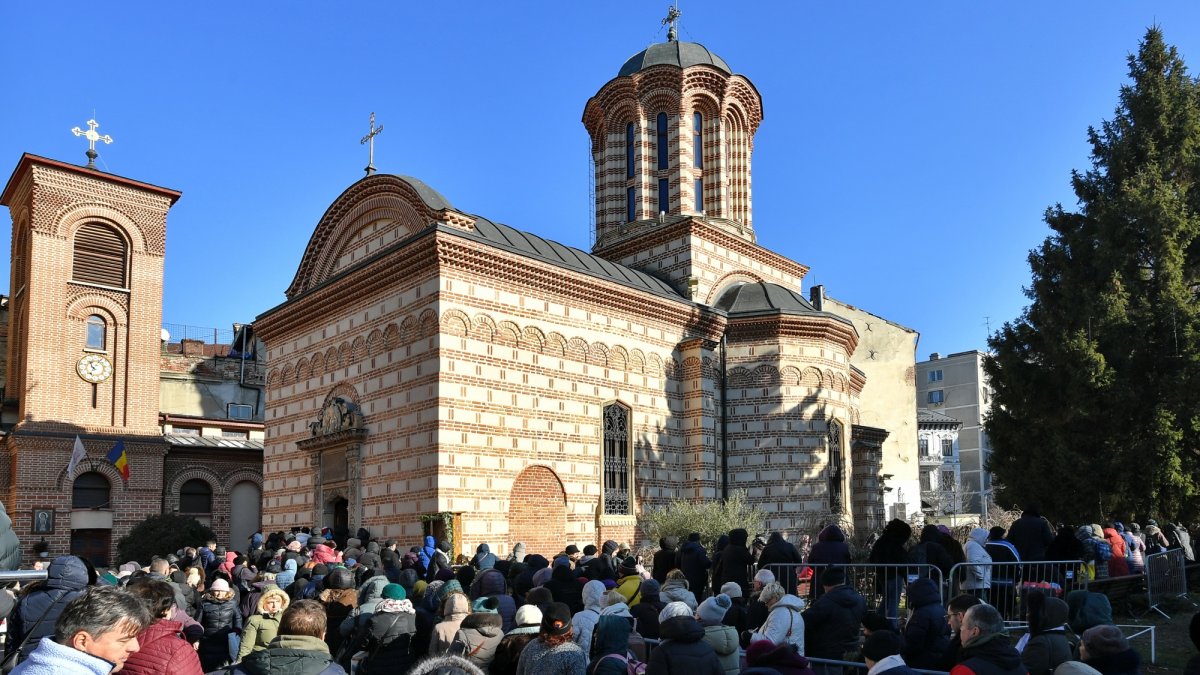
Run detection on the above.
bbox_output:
[0,512,1193,675]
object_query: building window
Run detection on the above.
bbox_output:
[920,470,931,492]
[827,420,843,511]
[928,390,944,404]
[221,429,248,439]
[918,438,929,455]
[73,222,127,288]
[928,369,943,382]
[941,438,954,457]
[228,403,253,420]
[625,123,635,179]
[179,479,212,514]
[657,179,668,215]
[656,113,668,170]
[695,178,704,213]
[942,470,957,489]
[86,315,106,351]
[173,427,200,436]
[693,112,703,169]
[72,471,110,509]
[602,402,631,515]
[626,187,636,223]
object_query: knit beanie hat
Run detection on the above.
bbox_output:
[382,583,406,600]
[1082,624,1129,657]
[602,540,620,555]
[472,596,500,614]
[553,555,571,569]
[209,579,231,593]
[532,567,554,587]
[515,604,543,627]
[541,602,573,636]
[312,564,330,577]
[619,556,639,576]
[641,579,661,597]
[601,579,617,590]
[413,580,428,600]
[862,629,903,661]
[565,545,580,555]
[583,545,598,556]
[720,582,742,599]
[754,568,775,584]
[697,594,732,625]
[659,601,693,623]
[821,566,846,587]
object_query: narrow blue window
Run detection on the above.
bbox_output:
[695,178,703,213]
[658,179,668,214]
[627,187,636,222]
[656,113,668,170]
[693,113,703,170]
[625,123,635,179]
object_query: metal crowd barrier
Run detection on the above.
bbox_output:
[946,560,1087,622]
[641,638,950,674]
[0,570,48,584]
[760,562,943,623]
[1144,548,1189,618]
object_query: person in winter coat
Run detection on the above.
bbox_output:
[1121,524,1146,574]
[570,580,606,654]
[869,519,911,628]
[717,582,748,637]
[545,563,584,616]
[448,597,504,671]
[514,602,587,675]
[677,533,712,600]
[469,566,518,632]
[745,569,775,637]
[471,544,497,571]
[5,555,91,664]
[1007,508,1055,562]
[696,595,739,675]
[712,528,755,598]
[1170,523,1195,562]
[648,602,724,675]
[1078,624,1141,675]
[231,600,347,675]
[429,592,472,656]
[630,580,665,640]
[909,525,954,580]
[337,574,390,653]
[492,605,542,675]
[950,604,1025,675]
[962,528,993,601]
[198,578,243,672]
[757,533,804,594]
[748,582,805,652]
[274,558,297,592]
[10,586,152,675]
[587,614,633,675]
[659,568,698,610]
[317,568,358,656]
[901,578,948,670]
[238,586,290,662]
[1020,590,1073,675]
[1102,527,1130,577]
[801,567,865,663]
[709,535,730,596]
[808,525,851,566]
[357,586,417,674]
[1077,525,1111,580]
[939,526,967,567]
[614,557,645,607]
[122,579,205,675]
[861,630,920,675]
[744,639,817,675]
[583,541,620,583]
[937,594,982,671]
[652,537,679,584]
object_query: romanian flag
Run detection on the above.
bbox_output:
[106,440,129,480]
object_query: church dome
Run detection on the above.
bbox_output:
[617,41,731,77]
[715,282,830,318]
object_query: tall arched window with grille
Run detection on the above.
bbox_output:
[86,315,107,351]
[656,113,669,170]
[72,471,111,509]
[73,223,127,288]
[180,479,213,515]
[602,402,632,515]
[827,419,844,512]
[693,112,704,212]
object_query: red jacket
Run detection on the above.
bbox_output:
[311,544,340,564]
[122,619,205,675]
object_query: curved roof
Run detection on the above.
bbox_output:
[454,217,683,300]
[389,174,453,211]
[618,41,731,77]
[714,282,854,326]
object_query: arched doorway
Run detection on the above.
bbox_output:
[508,466,566,556]
[322,495,349,545]
[229,481,262,549]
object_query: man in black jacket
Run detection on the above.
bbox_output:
[801,567,865,670]
[677,533,712,600]
[712,528,755,597]
[1006,508,1054,562]
[756,532,802,594]
[954,603,1025,675]
[652,536,679,583]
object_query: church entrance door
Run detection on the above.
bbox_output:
[71,529,110,568]
[324,497,349,543]
[508,466,566,557]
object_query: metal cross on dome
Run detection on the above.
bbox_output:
[360,112,384,176]
[661,3,681,42]
[71,118,113,169]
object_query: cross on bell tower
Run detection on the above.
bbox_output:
[360,112,384,176]
[70,118,113,170]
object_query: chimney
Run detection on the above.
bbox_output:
[809,284,825,311]
[929,352,942,360]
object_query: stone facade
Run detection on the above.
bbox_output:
[916,350,993,515]
[256,37,907,559]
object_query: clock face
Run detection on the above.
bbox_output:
[77,354,113,383]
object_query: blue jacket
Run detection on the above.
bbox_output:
[10,637,113,675]
[6,556,89,663]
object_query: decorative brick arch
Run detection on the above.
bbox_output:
[54,203,151,254]
[220,469,264,494]
[508,465,566,556]
[65,293,128,327]
[58,460,128,492]
[164,467,223,513]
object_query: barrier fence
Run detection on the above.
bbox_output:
[761,562,943,623]
[946,560,1088,622]
[1144,548,1189,618]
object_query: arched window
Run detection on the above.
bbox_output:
[627,187,636,223]
[602,402,632,515]
[827,420,844,512]
[86,315,106,351]
[72,471,111,509]
[180,479,213,514]
[625,123,635,179]
[656,113,669,170]
[693,112,704,213]
[73,222,127,288]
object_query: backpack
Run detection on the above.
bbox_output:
[1093,540,1112,562]
[592,653,647,675]
[626,628,647,663]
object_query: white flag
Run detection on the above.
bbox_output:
[67,435,87,477]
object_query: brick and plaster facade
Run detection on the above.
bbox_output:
[256,36,907,559]
[0,155,263,565]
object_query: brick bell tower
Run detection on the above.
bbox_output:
[0,144,180,565]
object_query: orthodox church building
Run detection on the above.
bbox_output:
[256,35,919,557]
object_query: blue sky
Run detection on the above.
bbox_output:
[3,2,1199,357]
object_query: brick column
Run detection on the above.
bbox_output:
[678,338,718,502]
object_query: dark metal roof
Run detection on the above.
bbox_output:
[392,175,453,210]
[164,433,263,451]
[618,41,731,77]
[917,408,962,427]
[714,282,854,326]
[446,217,684,301]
